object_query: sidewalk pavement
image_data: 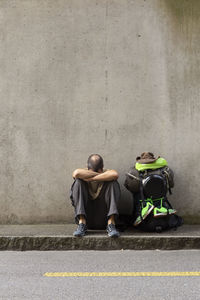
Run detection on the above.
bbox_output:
[0,224,199,251]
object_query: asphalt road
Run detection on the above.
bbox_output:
[0,250,199,300]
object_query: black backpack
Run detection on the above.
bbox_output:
[139,172,170,207]
[137,172,183,232]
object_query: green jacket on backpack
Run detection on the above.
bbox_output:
[124,157,174,193]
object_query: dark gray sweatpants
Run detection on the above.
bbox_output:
[70,179,121,229]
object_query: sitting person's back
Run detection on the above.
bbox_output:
[124,152,183,232]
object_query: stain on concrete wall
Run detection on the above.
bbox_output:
[162,0,200,219]
[0,0,200,223]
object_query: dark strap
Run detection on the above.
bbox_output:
[139,173,146,220]
[165,196,173,209]
[139,173,146,204]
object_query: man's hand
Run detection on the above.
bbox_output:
[72,169,119,182]
[82,177,95,182]
[72,168,99,180]
[89,170,119,182]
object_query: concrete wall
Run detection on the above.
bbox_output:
[0,0,200,224]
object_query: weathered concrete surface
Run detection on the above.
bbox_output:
[0,0,200,223]
[0,225,199,250]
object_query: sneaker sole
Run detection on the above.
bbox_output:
[154,210,177,218]
[107,232,120,238]
[73,232,87,237]
[153,213,168,218]
[134,205,154,226]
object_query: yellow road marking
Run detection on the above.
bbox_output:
[44,272,200,277]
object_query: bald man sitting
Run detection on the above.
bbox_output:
[70,154,120,237]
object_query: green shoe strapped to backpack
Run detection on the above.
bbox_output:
[134,202,154,226]
[133,196,177,225]
[153,207,177,218]
[152,197,177,218]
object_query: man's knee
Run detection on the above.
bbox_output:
[71,178,88,200]
[107,180,119,185]
[72,178,86,190]
[108,180,121,192]
[104,180,121,201]
[74,178,84,184]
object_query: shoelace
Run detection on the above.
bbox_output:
[79,223,86,230]
[108,224,116,231]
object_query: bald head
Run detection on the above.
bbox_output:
[87,154,104,172]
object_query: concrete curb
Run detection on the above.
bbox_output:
[0,235,199,251]
[0,225,199,250]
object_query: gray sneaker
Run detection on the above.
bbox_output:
[73,223,87,237]
[107,224,120,238]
